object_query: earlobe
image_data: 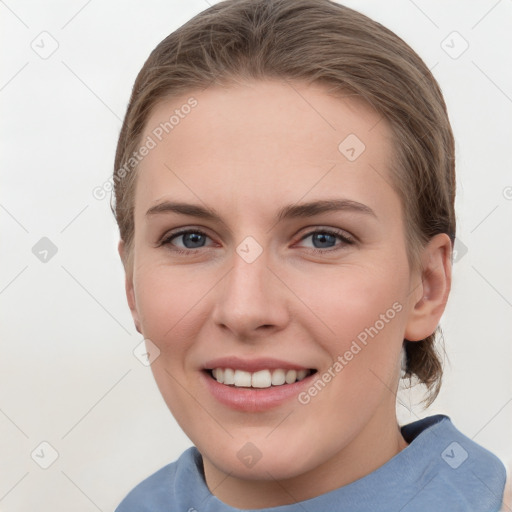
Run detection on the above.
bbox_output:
[118,239,142,334]
[404,233,452,342]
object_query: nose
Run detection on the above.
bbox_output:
[211,247,290,341]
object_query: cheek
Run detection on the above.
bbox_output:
[291,268,407,424]
[293,262,407,344]
[133,264,215,357]
[290,262,408,400]
[133,265,214,422]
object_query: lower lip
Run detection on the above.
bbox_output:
[200,370,316,412]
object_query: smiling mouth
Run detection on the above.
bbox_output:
[205,368,318,389]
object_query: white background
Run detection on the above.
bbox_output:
[1,1,511,510]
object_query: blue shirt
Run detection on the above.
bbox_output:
[115,415,506,511]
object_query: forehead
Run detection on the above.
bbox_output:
[134,80,399,223]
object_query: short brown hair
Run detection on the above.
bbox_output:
[112,0,456,406]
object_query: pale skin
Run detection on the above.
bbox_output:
[118,80,452,508]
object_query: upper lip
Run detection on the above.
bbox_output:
[203,356,314,373]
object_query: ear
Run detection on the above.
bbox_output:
[118,239,142,334]
[404,233,452,342]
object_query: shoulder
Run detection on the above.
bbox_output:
[402,415,507,511]
[114,447,198,512]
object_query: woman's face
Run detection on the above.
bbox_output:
[121,80,430,501]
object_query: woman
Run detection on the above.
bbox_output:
[112,0,506,509]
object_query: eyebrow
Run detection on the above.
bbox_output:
[145,198,376,222]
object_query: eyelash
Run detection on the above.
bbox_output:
[159,228,355,255]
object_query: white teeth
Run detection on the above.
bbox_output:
[213,368,224,383]
[234,369,252,387]
[223,368,235,385]
[296,369,308,381]
[271,369,286,386]
[251,369,272,388]
[210,368,312,388]
[285,369,297,384]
